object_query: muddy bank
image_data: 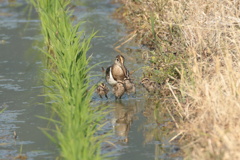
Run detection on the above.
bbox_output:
[113,1,240,160]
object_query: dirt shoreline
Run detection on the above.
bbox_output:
[112,0,240,160]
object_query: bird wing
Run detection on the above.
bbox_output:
[121,65,129,78]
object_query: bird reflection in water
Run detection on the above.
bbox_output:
[111,101,137,143]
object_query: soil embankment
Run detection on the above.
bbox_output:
[113,1,240,159]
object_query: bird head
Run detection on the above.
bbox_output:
[115,55,125,65]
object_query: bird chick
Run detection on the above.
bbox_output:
[140,78,160,93]
[96,83,109,99]
[123,78,136,95]
[113,80,125,99]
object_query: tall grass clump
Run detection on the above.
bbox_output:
[173,1,240,159]
[31,0,107,159]
[115,0,240,159]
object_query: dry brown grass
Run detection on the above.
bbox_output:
[176,1,240,159]
[115,0,240,159]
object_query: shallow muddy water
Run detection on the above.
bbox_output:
[0,0,181,159]
[75,0,182,159]
[0,0,56,159]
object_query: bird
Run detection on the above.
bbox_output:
[140,78,160,93]
[96,83,109,99]
[113,80,125,99]
[123,78,136,95]
[106,55,129,86]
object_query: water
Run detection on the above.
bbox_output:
[75,1,182,159]
[0,1,56,159]
[0,0,181,159]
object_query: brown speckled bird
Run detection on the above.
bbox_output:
[113,80,125,99]
[140,78,160,93]
[106,55,129,86]
[96,83,109,99]
[123,78,136,95]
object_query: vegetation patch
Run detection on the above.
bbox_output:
[114,0,240,159]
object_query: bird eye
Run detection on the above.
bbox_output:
[116,58,119,61]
